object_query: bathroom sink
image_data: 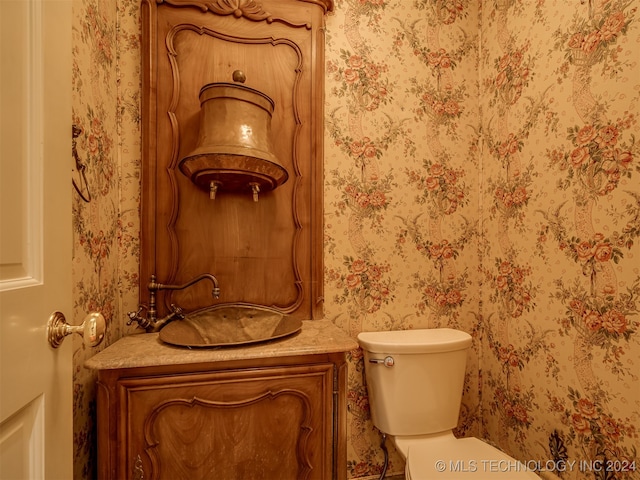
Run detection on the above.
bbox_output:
[158,304,302,347]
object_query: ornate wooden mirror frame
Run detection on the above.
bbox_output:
[140,0,332,320]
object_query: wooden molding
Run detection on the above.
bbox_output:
[140,0,328,319]
[143,390,314,478]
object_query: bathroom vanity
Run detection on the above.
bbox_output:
[94,2,351,476]
[85,320,357,480]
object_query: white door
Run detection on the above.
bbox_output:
[0,0,73,479]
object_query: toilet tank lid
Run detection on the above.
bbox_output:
[357,328,472,354]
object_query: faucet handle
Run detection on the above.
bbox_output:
[127,305,149,327]
[169,304,185,320]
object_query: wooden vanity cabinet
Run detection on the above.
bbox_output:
[96,352,348,480]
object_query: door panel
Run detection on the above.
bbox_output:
[0,0,72,478]
[0,397,44,479]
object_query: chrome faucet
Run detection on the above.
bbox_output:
[127,273,220,332]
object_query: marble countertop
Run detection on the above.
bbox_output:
[85,320,358,371]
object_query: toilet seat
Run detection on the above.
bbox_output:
[403,436,541,479]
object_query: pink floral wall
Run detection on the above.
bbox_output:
[323,0,482,475]
[71,0,639,478]
[478,1,639,478]
[71,0,140,477]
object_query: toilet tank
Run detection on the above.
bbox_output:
[357,328,472,436]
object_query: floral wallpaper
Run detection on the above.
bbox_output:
[324,0,482,476]
[71,0,140,478]
[478,1,639,479]
[71,0,639,479]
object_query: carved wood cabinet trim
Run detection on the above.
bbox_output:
[141,389,316,478]
[140,0,331,320]
[96,353,348,480]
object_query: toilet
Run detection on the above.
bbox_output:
[357,328,540,479]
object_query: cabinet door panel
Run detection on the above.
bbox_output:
[118,364,334,480]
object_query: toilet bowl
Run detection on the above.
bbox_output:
[400,432,539,479]
[357,329,540,479]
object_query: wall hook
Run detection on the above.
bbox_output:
[72,124,91,203]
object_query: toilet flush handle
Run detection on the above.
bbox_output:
[369,356,395,367]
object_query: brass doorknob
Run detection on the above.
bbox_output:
[47,311,106,348]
